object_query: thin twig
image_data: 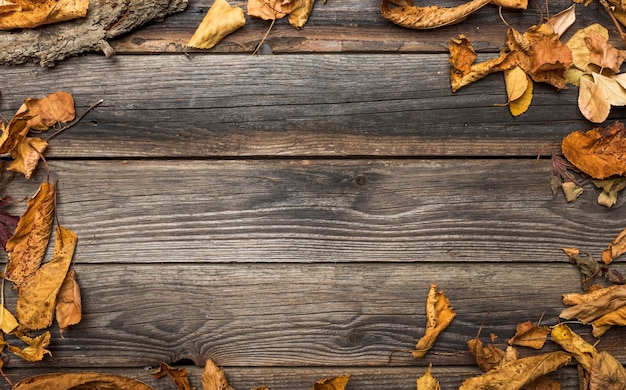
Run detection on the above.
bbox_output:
[252,19,276,55]
[45,99,103,141]
[599,0,626,44]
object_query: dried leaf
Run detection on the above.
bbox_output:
[381,0,492,30]
[590,305,626,337]
[449,35,512,92]
[507,321,550,349]
[153,362,194,390]
[562,283,619,305]
[0,111,31,155]
[593,177,626,207]
[0,195,19,250]
[546,4,576,37]
[56,269,82,337]
[5,182,56,285]
[416,364,440,390]
[311,375,351,390]
[202,358,235,390]
[592,73,626,106]
[529,34,573,74]
[16,226,77,332]
[550,324,595,371]
[459,351,571,390]
[20,91,75,131]
[523,375,562,390]
[578,74,610,123]
[562,121,626,179]
[0,305,18,334]
[248,0,291,20]
[8,331,51,362]
[467,337,506,371]
[412,283,456,358]
[187,0,245,50]
[589,350,626,389]
[585,29,626,73]
[566,24,609,71]
[560,285,626,335]
[602,227,626,264]
[504,66,529,102]
[288,0,315,28]
[14,372,156,390]
[561,181,584,202]
[7,137,48,179]
[0,0,89,30]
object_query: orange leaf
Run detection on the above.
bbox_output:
[56,269,82,337]
[416,365,440,390]
[467,337,506,371]
[20,91,75,131]
[562,121,626,178]
[0,0,89,30]
[7,137,48,179]
[152,362,193,390]
[202,358,235,390]
[312,374,351,390]
[13,372,155,389]
[5,182,55,286]
[16,226,77,331]
[507,320,550,349]
[412,283,456,358]
[602,227,626,264]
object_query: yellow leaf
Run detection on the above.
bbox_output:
[412,283,456,358]
[504,66,528,102]
[0,305,18,334]
[14,372,156,389]
[550,323,596,371]
[545,4,576,37]
[589,351,626,389]
[0,0,89,30]
[459,351,571,390]
[416,364,440,390]
[578,75,610,123]
[561,181,583,202]
[248,0,290,20]
[566,23,609,70]
[7,137,48,179]
[592,73,626,106]
[288,0,316,29]
[507,320,550,349]
[16,226,77,331]
[591,306,626,337]
[5,182,56,286]
[467,337,506,371]
[187,0,245,50]
[8,331,51,362]
[311,375,351,390]
[509,74,533,116]
[202,358,235,390]
[56,269,82,337]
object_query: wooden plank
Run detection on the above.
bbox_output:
[110,0,616,54]
[3,366,581,390]
[4,159,624,264]
[0,55,602,158]
[0,263,619,373]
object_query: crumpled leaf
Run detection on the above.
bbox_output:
[589,350,626,390]
[0,111,31,155]
[412,283,456,358]
[7,137,48,179]
[467,337,506,371]
[523,375,562,390]
[507,320,550,349]
[416,364,440,390]
[561,247,624,287]
[187,0,245,50]
[551,324,595,371]
[16,226,77,332]
[55,269,82,337]
[152,362,193,390]
[311,374,351,390]
[529,33,573,74]
[593,177,626,207]
[561,181,584,202]
[562,121,626,179]
[19,91,75,131]
[202,358,235,390]
[585,29,626,73]
[248,0,293,20]
[4,182,56,286]
[13,372,156,390]
[0,0,89,30]
[560,285,626,337]
[459,351,571,390]
[381,0,526,30]
[7,331,51,362]
[545,4,577,37]
[449,35,512,92]
[602,227,626,264]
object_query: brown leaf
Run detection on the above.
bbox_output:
[20,91,75,131]
[8,331,51,362]
[311,375,351,390]
[585,29,626,73]
[416,364,440,390]
[153,362,194,390]
[7,137,48,179]
[566,24,609,72]
[0,0,89,30]
[550,323,596,371]
[0,111,31,155]
[528,34,573,74]
[56,269,82,337]
[467,337,506,371]
[202,358,235,390]
[507,321,550,349]
[381,0,492,30]
[602,227,626,264]
[187,0,245,50]
[589,351,626,390]
[5,182,56,286]
[561,121,626,179]
[523,375,562,390]
[248,0,292,20]
[13,372,156,389]
[412,283,456,358]
[459,351,571,390]
[16,226,77,332]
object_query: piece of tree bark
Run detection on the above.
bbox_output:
[0,0,188,66]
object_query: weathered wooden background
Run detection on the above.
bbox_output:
[1,0,626,388]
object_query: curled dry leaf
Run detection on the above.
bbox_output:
[467,337,506,372]
[202,358,235,390]
[412,283,456,358]
[459,351,571,390]
[187,0,245,50]
[560,287,626,337]
[562,121,626,179]
[13,372,155,390]
[416,364,440,390]
[152,362,193,390]
[7,331,51,362]
[561,181,584,202]
[593,177,626,207]
[16,226,77,332]
[449,35,512,92]
[5,182,56,285]
[248,0,291,20]
[507,321,550,349]
[311,374,351,390]
[505,67,534,117]
[288,0,316,29]
[7,137,49,179]
[585,29,626,73]
[56,269,82,337]
[19,91,76,131]
[602,227,626,264]
[589,350,626,390]
[567,24,609,72]
[0,0,89,30]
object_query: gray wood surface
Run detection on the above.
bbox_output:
[1,0,625,388]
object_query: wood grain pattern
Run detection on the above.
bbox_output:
[4,159,625,264]
[0,55,608,158]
